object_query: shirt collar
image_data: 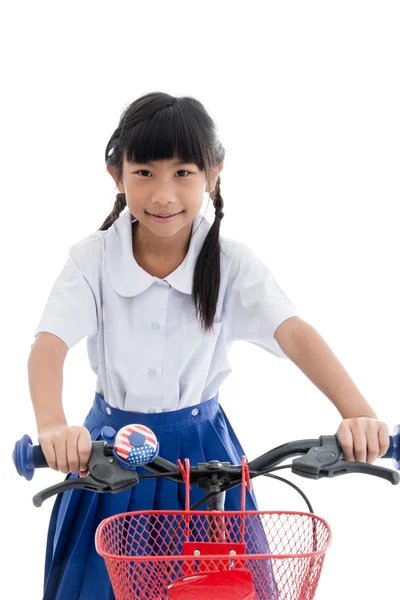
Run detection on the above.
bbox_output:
[105,210,214,297]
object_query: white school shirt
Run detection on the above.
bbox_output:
[34,210,300,413]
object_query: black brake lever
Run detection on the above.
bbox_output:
[319,461,399,484]
[292,435,400,485]
[32,441,139,507]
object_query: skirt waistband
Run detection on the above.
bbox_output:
[87,391,220,434]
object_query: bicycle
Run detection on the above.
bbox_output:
[13,422,400,599]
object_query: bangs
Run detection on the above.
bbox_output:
[123,103,211,174]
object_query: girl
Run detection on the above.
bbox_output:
[30,92,389,599]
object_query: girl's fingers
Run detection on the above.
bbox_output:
[352,421,367,463]
[365,425,380,464]
[77,429,92,475]
[37,426,94,475]
[378,423,390,458]
[66,430,80,474]
[53,432,69,474]
[339,419,391,464]
[40,439,57,471]
[338,424,355,462]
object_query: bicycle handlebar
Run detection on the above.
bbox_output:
[12,424,400,507]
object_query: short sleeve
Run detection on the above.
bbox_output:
[223,244,300,358]
[34,254,98,350]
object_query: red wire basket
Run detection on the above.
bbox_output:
[96,457,332,599]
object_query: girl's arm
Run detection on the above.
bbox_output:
[27,332,92,475]
[274,317,377,419]
[274,317,390,463]
[28,332,68,432]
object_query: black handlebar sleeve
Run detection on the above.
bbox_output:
[32,445,48,469]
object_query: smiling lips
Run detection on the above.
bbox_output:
[148,211,183,216]
[146,211,184,222]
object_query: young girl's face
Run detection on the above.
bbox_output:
[107,154,223,239]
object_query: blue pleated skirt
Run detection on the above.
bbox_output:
[43,392,279,599]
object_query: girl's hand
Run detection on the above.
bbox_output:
[38,424,92,477]
[337,417,390,464]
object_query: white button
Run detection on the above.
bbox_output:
[151,323,160,331]
[191,408,199,416]
[148,369,156,377]
[106,407,112,415]
[147,408,156,414]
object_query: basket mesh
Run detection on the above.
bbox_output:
[96,510,331,599]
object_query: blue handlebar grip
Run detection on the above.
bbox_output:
[12,434,48,481]
[336,424,400,470]
[391,425,400,469]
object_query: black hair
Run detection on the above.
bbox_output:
[100,92,226,333]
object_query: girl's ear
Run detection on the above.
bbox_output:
[106,164,125,194]
[106,164,118,182]
[206,162,224,194]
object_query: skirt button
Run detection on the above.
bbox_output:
[191,408,199,416]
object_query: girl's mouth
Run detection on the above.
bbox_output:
[146,211,184,223]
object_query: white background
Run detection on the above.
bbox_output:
[2,1,399,598]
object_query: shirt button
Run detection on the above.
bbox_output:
[147,408,157,414]
[106,407,112,415]
[191,408,199,416]
[151,323,160,331]
[148,369,156,377]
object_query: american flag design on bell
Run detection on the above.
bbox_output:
[114,424,159,467]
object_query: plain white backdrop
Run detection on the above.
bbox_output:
[2,1,399,598]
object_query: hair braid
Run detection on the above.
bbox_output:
[99,192,126,231]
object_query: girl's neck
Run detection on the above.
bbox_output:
[132,220,191,263]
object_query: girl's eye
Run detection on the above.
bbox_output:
[134,170,190,178]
